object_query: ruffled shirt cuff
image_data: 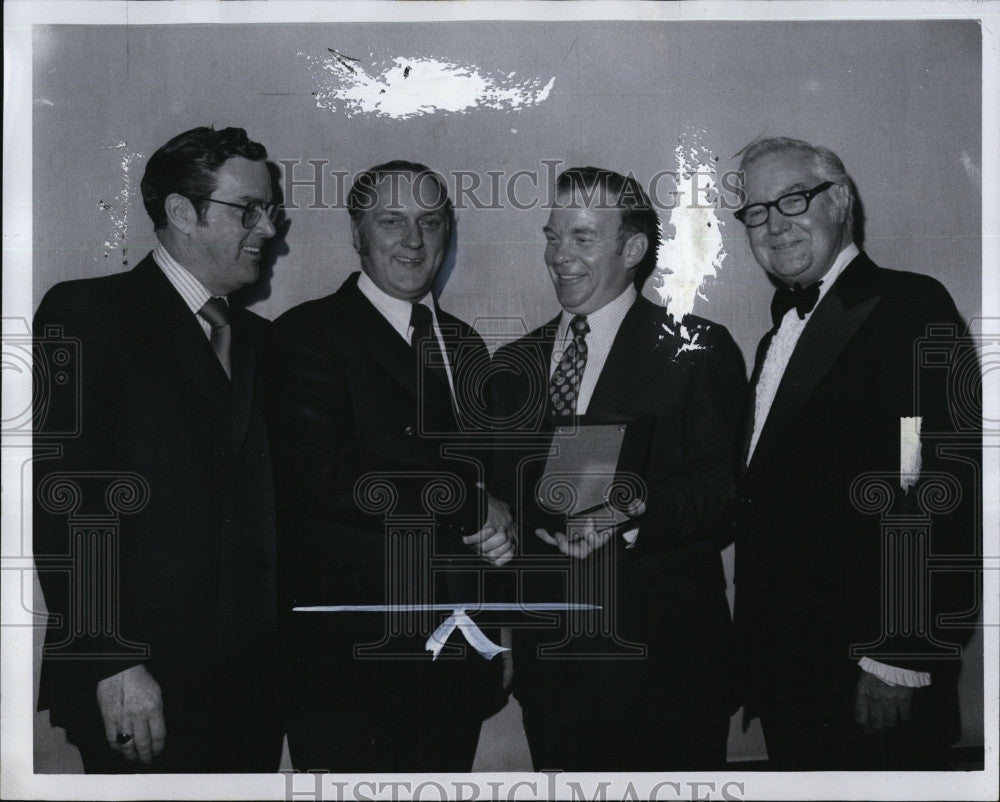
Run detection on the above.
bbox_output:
[859,657,931,687]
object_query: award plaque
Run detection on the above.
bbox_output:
[535,415,654,528]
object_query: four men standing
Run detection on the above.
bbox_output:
[33,131,978,773]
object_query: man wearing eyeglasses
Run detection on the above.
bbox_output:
[33,126,284,772]
[732,137,979,769]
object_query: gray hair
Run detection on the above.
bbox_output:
[738,137,856,238]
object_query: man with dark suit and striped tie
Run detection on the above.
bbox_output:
[33,126,284,772]
[265,161,515,772]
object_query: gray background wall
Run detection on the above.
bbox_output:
[29,19,983,770]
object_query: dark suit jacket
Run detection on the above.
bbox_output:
[33,254,279,750]
[735,253,980,734]
[490,296,747,714]
[264,273,505,721]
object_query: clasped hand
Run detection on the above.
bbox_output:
[536,499,646,560]
[463,493,517,566]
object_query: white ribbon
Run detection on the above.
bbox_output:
[426,607,506,661]
[294,603,602,661]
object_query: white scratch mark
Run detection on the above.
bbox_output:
[959,151,981,186]
[651,129,727,335]
[34,97,55,107]
[98,140,143,268]
[300,52,555,119]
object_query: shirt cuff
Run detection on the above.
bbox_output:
[858,657,931,687]
[622,528,638,548]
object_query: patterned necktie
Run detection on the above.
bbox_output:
[549,314,589,416]
[198,297,232,379]
[410,303,451,391]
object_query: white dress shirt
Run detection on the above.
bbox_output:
[747,243,929,688]
[357,271,455,397]
[153,242,222,340]
[549,285,637,415]
[550,285,639,544]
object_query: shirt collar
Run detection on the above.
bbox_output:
[357,270,434,342]
[814,242,860,307]
[152,242,219,316]
[556,284,637,348]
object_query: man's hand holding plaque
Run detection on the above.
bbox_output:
[535,497,645,560]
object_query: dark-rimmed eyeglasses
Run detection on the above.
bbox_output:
[734,181,835,228]
[202,198,280,230]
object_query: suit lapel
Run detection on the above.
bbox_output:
[132,258,232,422]
[741,330,775,467]
[227,309,256,449]
[341,278,421,399]
[588,298,670,415]
[749,254,881,467]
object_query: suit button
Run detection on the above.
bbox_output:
[404,425,415,436]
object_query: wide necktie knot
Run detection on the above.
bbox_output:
[198,297,232,379]
[549,314,590,416]
[771,281,822,327]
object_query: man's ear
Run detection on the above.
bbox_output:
[164,193,199,235]
[621,232,649,270]
[350,219,364,255]
[830,182,851,222]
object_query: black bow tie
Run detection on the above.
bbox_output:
[771,281,823,327]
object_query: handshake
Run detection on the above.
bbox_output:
[463,492,646,565]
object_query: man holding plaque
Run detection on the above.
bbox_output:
[490,167,747,770]
[265,161,514,772]
[731,137,979,769]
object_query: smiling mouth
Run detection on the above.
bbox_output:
[395,256,424,266]
[243,245,262,255]
[772,240,804,251]
[555,274,585,282]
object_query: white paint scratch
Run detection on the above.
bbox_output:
[98,140,143,268]
[651,130,727,335]
[301,52,555,119]
[959,150,982,186]
[34,97,55,107]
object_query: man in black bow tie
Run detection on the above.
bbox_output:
[732,137,980,769]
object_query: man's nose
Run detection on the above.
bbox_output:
[551,240,574,264]
[403,220,424,249]
[767,208,792,235]
[255,211,277,238]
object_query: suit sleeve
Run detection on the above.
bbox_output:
[263,309,486,540]
[33,282,145,700]
[632,323,748,555]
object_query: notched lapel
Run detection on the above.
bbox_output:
[751,259,880,465]
[588,300,671,415]
[174,312,232,421]
[227,310,256,449]
[346,284,421,399]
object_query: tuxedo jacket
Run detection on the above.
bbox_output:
[33,255,279,742]
[490,296,747,713]
[734,253,980,725]
[264,273,505,721]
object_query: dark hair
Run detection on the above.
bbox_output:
[140,126,267,230]
[737,136,856,238]
[347,160,454,230]
[555,166,659,288]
